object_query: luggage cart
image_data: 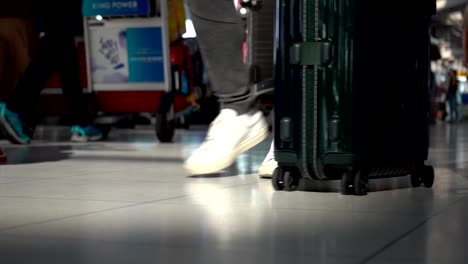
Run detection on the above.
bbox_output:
[80,0,196,142]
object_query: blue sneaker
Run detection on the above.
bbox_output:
[70,125,103,142]
[0,103,30,144]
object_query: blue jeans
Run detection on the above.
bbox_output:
[447,93,458,121]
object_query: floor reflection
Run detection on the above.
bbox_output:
[0,123,467,263]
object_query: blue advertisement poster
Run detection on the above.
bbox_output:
[127,27,165,82]
[83,0,150,17]
[89,27,165,84]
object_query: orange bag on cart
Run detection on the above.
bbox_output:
[167,0,186,43]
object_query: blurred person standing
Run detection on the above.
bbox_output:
[464,4,467,66]
[429,71,437,124]
[0,0,37,101]
[0,0,102,144]
[447,69,459,123]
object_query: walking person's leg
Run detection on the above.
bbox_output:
[188,0,253,113]
[184,0,269,174]
[454,97,459,122]
[0,36,55,144]
[44,19,102,142]
[0,34,8,100]
[258,139,277,178]
[448,95,453,121]
[448,94,458,122]
[47,29,88,125]
[258,109,277,178]
[0,12,101,144]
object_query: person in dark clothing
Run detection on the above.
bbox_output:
[0,0,102,144]
[183,0,274,175]
[447,70,459,123]
[0,0,37,101]
[464,5,467,67]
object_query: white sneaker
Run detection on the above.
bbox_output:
[258,140,277,178]
[184,109,269,175]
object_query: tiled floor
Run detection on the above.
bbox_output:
[1,123,467,264]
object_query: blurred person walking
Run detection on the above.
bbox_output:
[184,0,276,176]
[0,0,38,162]
[0,0,102,144]
[464,5,467,66]
[447,70,459,123]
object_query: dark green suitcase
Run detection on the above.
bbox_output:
[272,0,436,195]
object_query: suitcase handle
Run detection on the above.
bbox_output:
[290,42,332,66]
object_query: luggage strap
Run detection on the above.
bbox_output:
[290,42,332,66]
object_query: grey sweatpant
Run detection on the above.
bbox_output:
[187,0,254,114]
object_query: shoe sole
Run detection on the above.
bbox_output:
[70,134,103,143]
[0,115,29,144]
[184,125,270,175]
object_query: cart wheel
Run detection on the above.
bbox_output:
[353,170,368,196]
[156,113,175,143]
[423,166,435,188]
[410,167,423,188]
[283,168,299,192]
[272,167,285,191]
[341,171,354,195]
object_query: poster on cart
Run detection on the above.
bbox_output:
[89,26,165,84]
[83,0,151,17]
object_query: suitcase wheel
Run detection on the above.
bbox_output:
[341,170,368,196]
[411,165,435,188]
[272,167,299,192]
[353,170,369,196]
[423,166,435,188]
[341,172,354,195]
[272,167,285,191]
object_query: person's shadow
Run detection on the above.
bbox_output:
[0,145,72,165]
